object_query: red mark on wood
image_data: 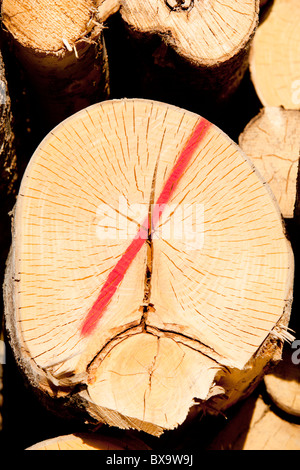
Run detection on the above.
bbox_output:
[80,118,211,336]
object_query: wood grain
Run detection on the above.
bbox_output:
[4,99,294,435]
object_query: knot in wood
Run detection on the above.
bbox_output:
[165,0,194,12]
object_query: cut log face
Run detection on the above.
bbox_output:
[208,394,300,450]
[239,107,300,219]
[117,0,258,66]
[250,0,300,109]
[1,0,109,128]
[2,0,96,51]
[0,49,16,435]
[4,99,294,435]
[264,343,300,418]
[97,0,259,101]
[26,432,150,450]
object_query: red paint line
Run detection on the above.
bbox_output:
[80,118,211,336]
[152,118,210,228]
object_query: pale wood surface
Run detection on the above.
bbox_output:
[26,432,150,450]
[96,0,259,103]
[264,344,300,417]
[239,107,300,219]
[209,393,300,450]
[4,98,294,436]
[0,0,259,131]
[0,0,298,451]
[117,0,258,65]
[1,0,109,129]
[2,0,97,52]
[250,0,300,109]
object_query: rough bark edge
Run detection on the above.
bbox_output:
[295,152,300,225]
[3,203,294,436]
[239,107,300,220]
[3,99,295,436]
[1,11,110,129]
[117,0,260,67]
[113,11,257,105]
[0,50,17,200]
[94,1,259,105]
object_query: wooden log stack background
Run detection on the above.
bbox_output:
[0,0,300,452]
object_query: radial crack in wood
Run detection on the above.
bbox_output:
[4,99,294,435]
[116,0,259,65]
[250,0,300,109]
[239,107,300,219]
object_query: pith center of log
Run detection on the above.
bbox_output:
[4,99,294,436]
[165,0,194,12]
[81,119,209,336]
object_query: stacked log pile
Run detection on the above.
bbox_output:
[0,0,299,451]
[0,47,17,437]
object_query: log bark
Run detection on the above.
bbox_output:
[0,326,4,433]
[239,107,300,219]
[26,432,150,450]
[0,49,17,202]
[97,0,259,108]
[4,99,294,436]
[295,162,300,226]
[250,0,300,110]
[208,393,300,450]
[264,342,300,418]
[1,0,110,130]
[0,47,17,438]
